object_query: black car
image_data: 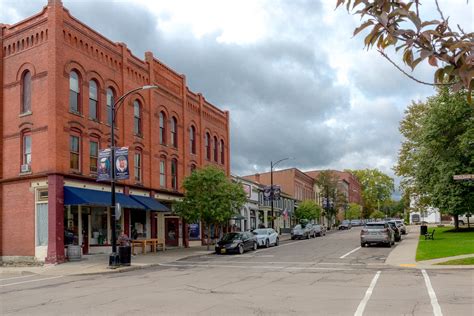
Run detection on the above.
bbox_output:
[387,221,401,242]
[215,232,257,254]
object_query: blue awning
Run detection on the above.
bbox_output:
[130,195,169,212]
[64,187,145,210]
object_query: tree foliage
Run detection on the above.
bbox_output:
[370,210,386,219]
[395,87,474,228]
[346,203,362,220]
[295,200,322,221]
[350,169,395,215]
[315,170,343,221]
[175,166,247,247]
[336,0,474,101]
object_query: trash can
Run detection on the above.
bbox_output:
[67,244,82,261]
[420,225,428,236]
[119,246,131,266]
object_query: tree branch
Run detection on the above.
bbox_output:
[377,50,454,86]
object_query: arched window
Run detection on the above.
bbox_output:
[134,150,142,182]
[21,70,31,113]
[190,126,196,154]
[213,136,218,162]
[22,131,32,167]
[69,70,80,113]
[70,132,81,171]
[171,158,178,190]
[171,117,177,148]
[159,158,166,187]
[205,132,210,160]
[220,139,225,164]
[133,100,141,135]
[106,88,114,125]
[159,111,166,144]
[89,80,99,120]
[190,163,197,174]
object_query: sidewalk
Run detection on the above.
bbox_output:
[385,225,474,270]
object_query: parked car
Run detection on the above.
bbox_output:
[291,223,314,239]
[394,220,407,235]
[253,228,279,247]
[338,220,352,230]
[215,232,257,254]
[360,222,395,247]
[387,221,402,242]
[450,214,472,226]
[350,219,362,227]
[313,224,326,236]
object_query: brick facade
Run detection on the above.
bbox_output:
[1,0,230,261]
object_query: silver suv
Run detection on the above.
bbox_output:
[360,222,395,247]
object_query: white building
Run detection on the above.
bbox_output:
[409,195,441,224]
[232,176,260,231]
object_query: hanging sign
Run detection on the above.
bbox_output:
[114,147,129,180]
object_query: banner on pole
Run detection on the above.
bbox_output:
[114,147,129,180]
[97,148,111,182]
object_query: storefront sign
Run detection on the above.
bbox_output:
[114,147,129,180]
[97,149,111,181]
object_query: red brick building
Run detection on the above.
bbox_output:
[0,0,230,263]
[305,170,362,205]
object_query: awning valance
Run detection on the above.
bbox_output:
[64,187,145,210]
[130,195,169,212]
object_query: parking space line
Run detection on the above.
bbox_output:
[340,246,361,259]
[422,269,443,316]
[354,270,381,316]
[0,275,64,288]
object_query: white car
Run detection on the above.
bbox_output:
[252,228,279,248]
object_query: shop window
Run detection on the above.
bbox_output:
[90,207,108,245]
[21,70,31,113]
[106,87,114,125]
[159,111,166,144]
[89,80,99,120]
[133,100,141,136]
[171,158,178,190]
[70,134,80,171]
[160,159,166,187]
[213,136,218,162]
[131,211,147,239]
[134,151,142,183]
[36,203,48,246]
[89,140,98,173]
[171,117,178,148]
[205,132,210,159]
[220,139,225,164]
[69,70,80,113]
[64,205,79,245]
[190,125,196,154]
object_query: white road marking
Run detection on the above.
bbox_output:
[0,274,36,281]
[254,238,310,253]
[340,246,361,259]
[159,263,354,271]
[0,275,64,288]
[422,269,443,316]
[354,271,381,316]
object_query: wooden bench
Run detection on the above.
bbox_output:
[131,239,166,255]
[424,229,435,240]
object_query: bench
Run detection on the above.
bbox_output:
[424,229,435,240]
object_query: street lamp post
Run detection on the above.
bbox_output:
[109,85,158,267]
[270,157,291,230]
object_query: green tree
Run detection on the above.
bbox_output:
[336,1,474,101]
[395,88,474,229]
[315,170,341,224]
[346,203,362,220]
[370,210,386,220]
[295,200,322,222]
[350,169,395,216]
[175,166,247,249]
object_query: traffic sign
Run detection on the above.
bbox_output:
[453,174,474,181]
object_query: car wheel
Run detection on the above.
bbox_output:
[291,237,296,240]
[265,239,270,248]
[238,244,244,254]
[361,243,365,247]
[253,242,258,251]
[306,233,310,239]
[275,238,279,246]
[459,220,465,226]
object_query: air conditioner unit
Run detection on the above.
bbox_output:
[21,164,31,173]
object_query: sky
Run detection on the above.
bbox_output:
[1,0,472,197]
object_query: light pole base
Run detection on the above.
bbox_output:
[109,252,120,268]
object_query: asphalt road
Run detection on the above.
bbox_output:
[1,228,473,315]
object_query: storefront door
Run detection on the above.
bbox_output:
[81,212,89,255]
[165,218,179,247]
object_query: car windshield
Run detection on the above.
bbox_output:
[253,229,269,235]
[342,220,350,224]
[366,224,385,229]
[221,233,242,241]
[293,225,302,230]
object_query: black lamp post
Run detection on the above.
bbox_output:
[109,85,158,267]
[270,157,290,229]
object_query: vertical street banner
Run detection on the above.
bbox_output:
[272,185,281,200]
[263,185,272,201]
[97,148,111,182]
[114,147,129,180]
